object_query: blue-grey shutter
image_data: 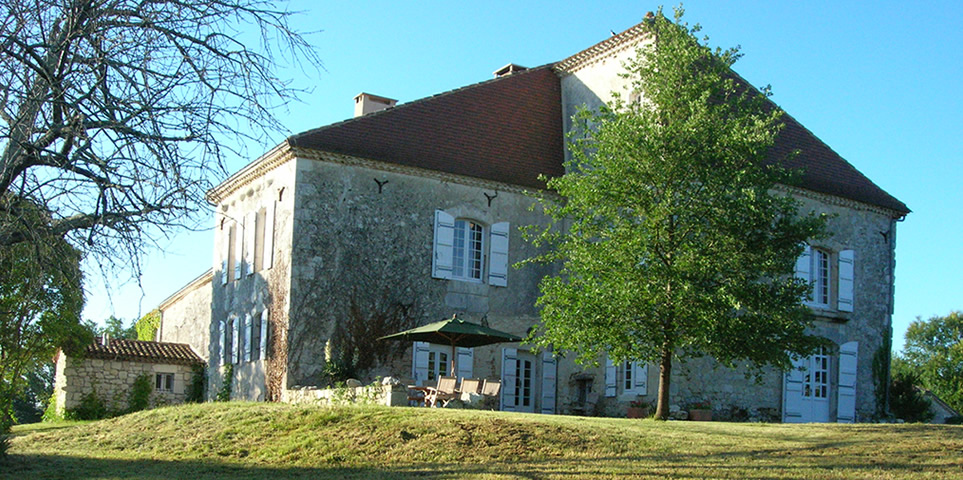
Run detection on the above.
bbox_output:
[219,321,227,366]
[231,317,240,364]
[795,244,812,304]
[412,342,430,386]
[243,314,252,362]
[245,211,256,276]
[259,309,269,360]
[604,357,617,397]
[633,362,648,395]
[233,222,243,280]
[488,222,510,287]
[432,210,455,279]
[263,201,275,270]
[456,347,473,380]
[540,351,557,414]
[837,341,858,423]
[838,250,855,312]
[782,356,806,423]
[501,348,518,411]
[220,222,230,285]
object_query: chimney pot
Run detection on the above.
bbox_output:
[353,93,397,117]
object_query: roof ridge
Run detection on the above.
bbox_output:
[288,63,558,142]
[555,20,650,73]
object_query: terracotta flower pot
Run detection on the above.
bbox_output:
[688,408,712,421]
[627,406,649,419]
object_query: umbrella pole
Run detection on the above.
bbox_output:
[450,343,457,377]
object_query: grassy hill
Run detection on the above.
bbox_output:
[4,402,962,479]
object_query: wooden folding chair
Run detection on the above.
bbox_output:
[481,379,501,397]
[425,376,458,408]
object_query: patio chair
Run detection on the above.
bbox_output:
[458,378,482,403]
[481,379,501,397]
[425,375,458,408]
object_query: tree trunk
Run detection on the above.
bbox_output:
[655,342,673,420]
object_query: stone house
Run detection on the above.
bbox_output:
[53,337,203,415]
[158,20,908,422]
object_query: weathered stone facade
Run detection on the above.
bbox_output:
[158,270,213,361]
[158,19,907,422]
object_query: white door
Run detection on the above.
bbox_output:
[513,351,536,413]
[783,347,831,423]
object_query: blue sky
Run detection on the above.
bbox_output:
[83,1,962,353]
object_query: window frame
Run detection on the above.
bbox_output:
[155,373,174,393]
[451,219,486,282]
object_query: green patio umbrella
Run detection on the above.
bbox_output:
[379,315,522,377]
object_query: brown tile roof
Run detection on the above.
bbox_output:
[84,338,202,365]
[288,64,565,190]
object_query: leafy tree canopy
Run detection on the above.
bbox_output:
[135,310,161,341]
[901,311,963,414]
[0,198,92,431]
[523,7,826,419]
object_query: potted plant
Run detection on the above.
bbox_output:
[687,401,712,421]
[627,399,650,419]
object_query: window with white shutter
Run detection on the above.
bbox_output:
[432,210,455,279]
[837,250,855,312]
[604,357,617,397]
[259,309,269,360]
[243,314,252,362]
[488,222,509,287]
[231,316,240,364]
[432,210,510,286]
[263,201,275,270]
[233,221,243,281]
[220,220,231,286]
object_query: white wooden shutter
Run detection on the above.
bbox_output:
[243,314,252,362]
[837,341,858,423]
[795,244,812,302]
[501,348,518,411]
[633,363,648,395]
[456,347,474,380]
[837,250,855,312]
[412,342,430,385]
[220,224,230,285]
[488,222,510,287]
[432,210,455,279]
[231,317,240,364]
[233,222,243,280]
[259,309,269,360]
[245,211,256,276]
[783,356,807,423]
[604,357,617,397]
[540,351,557,414]
[219,321,227,366]
[263,200,275,270]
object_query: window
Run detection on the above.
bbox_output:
[413,342,472,385]
[427,350,449,382]
[453,220,484,280]
[155,373,174,392]
[431,210,510,286]
[795,245,855,312]
[622,361,633,391]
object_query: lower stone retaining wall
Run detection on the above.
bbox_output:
[283,384,409,407]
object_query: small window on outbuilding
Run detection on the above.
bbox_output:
[155,373,174,392]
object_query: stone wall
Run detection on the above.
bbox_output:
[159,271,213,361]
[285,155,557,389]
[54,355,196,415]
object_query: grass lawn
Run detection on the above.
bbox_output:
[3,402,962,479]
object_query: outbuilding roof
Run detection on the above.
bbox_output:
[84,338,203,365]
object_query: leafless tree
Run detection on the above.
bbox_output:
[0,0,321,265]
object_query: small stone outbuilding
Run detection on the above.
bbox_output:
[54,337,203,416]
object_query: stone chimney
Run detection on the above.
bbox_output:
[493,63,527,78]
[353,93,397,117]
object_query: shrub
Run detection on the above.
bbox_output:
[186,364,206,403]
[216,364,233,402]
[889,370,933,423]
[41,394,61,423]
[128,374,153,413]
[0,433,9,461]
[66,390,108,420]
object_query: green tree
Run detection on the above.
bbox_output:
[135,310,161,341]
[101,316,136,340]
[0,205,92,431]
[889,355,934,422]
[901,311,963,413]
[523,8,826,419]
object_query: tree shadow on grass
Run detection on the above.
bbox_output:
[2,448,958,480]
